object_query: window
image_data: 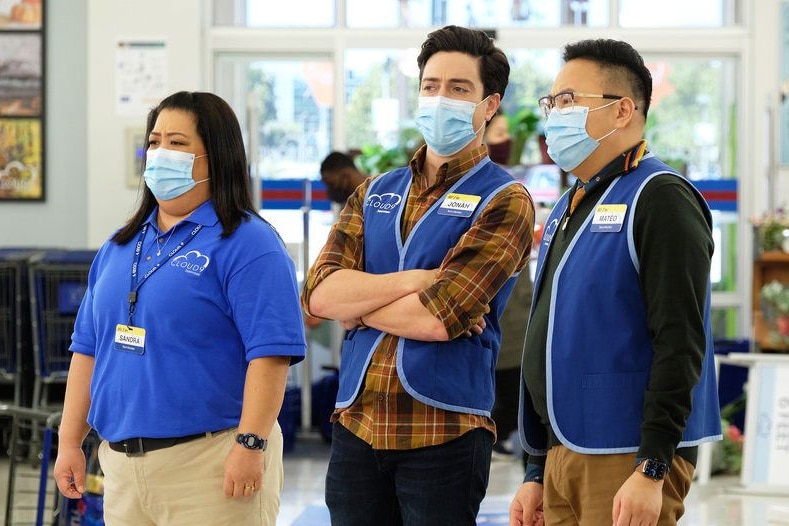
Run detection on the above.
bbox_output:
[214,55,334,180]
[213,0,335,27]
[643,57,736,181]
[346,0,610,28]
[344,49,420,154]
[619,0,738,27]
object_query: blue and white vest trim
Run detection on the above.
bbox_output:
[336,158,520,416]
[519,154,722,455]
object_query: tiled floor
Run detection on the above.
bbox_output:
[3,433,788,525]
[276,434,789,526]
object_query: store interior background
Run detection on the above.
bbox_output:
[3,0,788,344]
[2,1,789,523]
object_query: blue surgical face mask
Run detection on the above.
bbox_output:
[544,102,618,172]
[415,95,488,157]
[143,148,209,201]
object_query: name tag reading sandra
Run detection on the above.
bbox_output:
[437,193,482,218]
[590,204,627,232]
[114,324,146,354]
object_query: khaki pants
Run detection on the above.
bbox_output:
[543,445,693,526]
[98,423,284,526]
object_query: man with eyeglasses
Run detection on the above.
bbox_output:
[509,39,721,526]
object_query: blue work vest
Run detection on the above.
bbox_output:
[336,158,520,416]
[519,155,722,454]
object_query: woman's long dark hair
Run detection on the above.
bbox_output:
[112,91,257,243]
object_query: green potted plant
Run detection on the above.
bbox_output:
[507,106,541,166]
[357,127,423,176]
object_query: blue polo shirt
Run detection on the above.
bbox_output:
[70,201,306,442]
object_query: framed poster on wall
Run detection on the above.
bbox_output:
[0,0,44,201]
[782,2,789,165]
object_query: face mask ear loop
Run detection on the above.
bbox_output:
[595,127,619,142]
[473,95,492,136]
[588,99,621,143]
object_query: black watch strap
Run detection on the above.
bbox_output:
[636,458,669,481]
[236,433,268,451]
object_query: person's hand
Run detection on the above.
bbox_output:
[510,482,544,525]
[463,316,487,337]
[340,318,363,331]
[304,313,323,329]
[612,471,663,526]
[53,445,86,499]
[224,444,265,499]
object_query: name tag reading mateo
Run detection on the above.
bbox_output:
[114,324,146,354]
[590,204,628,232]
[437,193,482,218]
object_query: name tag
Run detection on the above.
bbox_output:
[590,204,627,232]
[114,324,146,354]
[437,193,481,218]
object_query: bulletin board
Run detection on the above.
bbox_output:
[0,0,45,201]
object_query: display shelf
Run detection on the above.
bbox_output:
[752,251,789,352]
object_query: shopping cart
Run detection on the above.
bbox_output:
[0,249,41,407]
[0,404,61,526]
[28,250,96,411]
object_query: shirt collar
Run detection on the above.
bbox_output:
[144,200,220,232]
[409,144,489,188]
[578,139,649,194]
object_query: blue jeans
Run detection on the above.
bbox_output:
[325,423,493,526]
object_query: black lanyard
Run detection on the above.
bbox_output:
[127,222,202,324]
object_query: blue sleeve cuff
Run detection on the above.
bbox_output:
[523,462,545,484]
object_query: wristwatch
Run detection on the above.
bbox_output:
[636,458,669,481]
[236,433,268,451]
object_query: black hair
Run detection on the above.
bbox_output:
[113,91,256,244]
[563,39,652,118]
[417,25,510,101]
[320,151,357,174]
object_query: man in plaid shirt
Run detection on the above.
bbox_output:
[303,25,534,526]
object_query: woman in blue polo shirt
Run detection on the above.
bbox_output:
[54,91,306,525]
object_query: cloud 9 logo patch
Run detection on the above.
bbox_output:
[366,192,403,214]
[171,250,210,276]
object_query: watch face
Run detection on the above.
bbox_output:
[642,459,668,480]
[237,433,267,450]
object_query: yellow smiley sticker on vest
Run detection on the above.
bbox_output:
[437,193,482,218]
[590,204,627,232]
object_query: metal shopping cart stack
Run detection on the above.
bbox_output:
[0,249,41,408]
[28,250,96,412]
[0,404,61,526]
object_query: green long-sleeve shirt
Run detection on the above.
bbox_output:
[523,146,713,471]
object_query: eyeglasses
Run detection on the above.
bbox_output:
[537,91,624,118]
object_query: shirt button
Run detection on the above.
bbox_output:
[377,395,385,401]
[385,352,393,358]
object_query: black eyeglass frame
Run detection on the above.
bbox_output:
[538,91,624,118]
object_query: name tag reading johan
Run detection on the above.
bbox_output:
[437,193,481,218]
[114,324,146,354]
[591,204,627,232]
